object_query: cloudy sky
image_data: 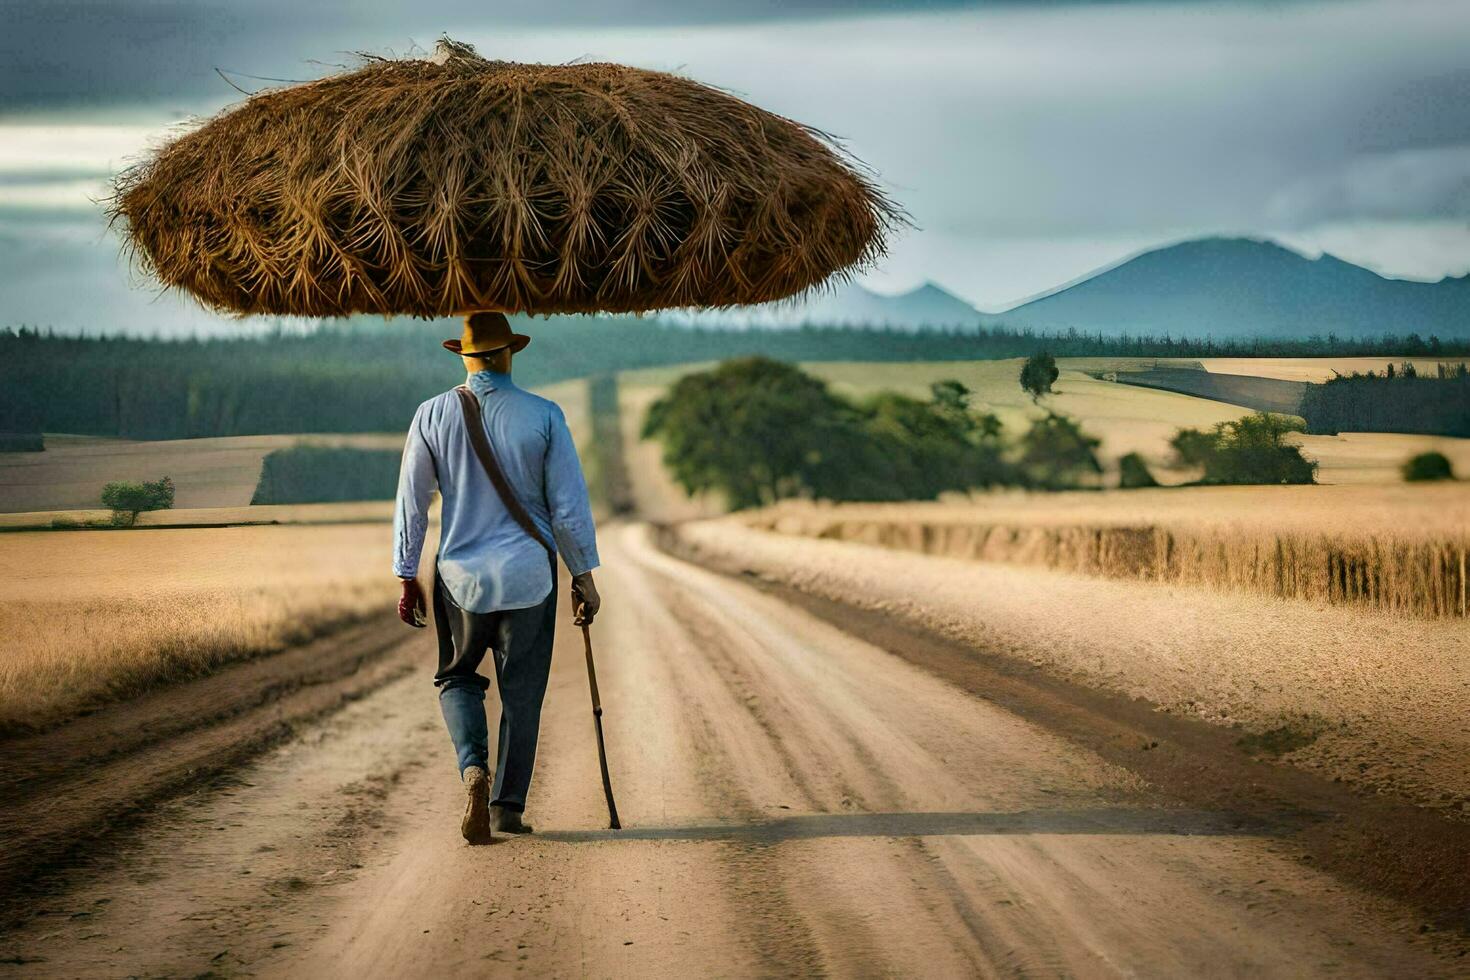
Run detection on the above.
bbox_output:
[3,0,1468,335]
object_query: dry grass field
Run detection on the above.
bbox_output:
[0,500,396,531]
[743,484,1470,619]
[0,432,405,513]
[0,381,586,517]
[1299,431,1470,484]
[0,522,400,732]
[0,379,585,732]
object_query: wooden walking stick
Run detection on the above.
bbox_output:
[579,619,622,830]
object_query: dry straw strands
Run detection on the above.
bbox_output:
[110,39,902,319]
[747,488,1470,619]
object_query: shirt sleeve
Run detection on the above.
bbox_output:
[543,404,600,576]
[393,402,438,579]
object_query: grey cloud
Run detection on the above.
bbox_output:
[3,1,978,108]
[685,1,1470,241]
[0,0,1335,109]
[1266,145,1470,227]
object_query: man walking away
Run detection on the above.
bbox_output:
[393,312,602,844]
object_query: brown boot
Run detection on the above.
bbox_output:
[490,804,533,835]
[460,766,492,844]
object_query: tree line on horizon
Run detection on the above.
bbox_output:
[2,318,1467,441]
[1300,362,1470,438]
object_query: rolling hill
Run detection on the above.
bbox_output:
[664,280,984,330]
[985,238,1470,339]
[666,237,1469,339]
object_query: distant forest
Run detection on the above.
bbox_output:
[1300,363,1470,438]
[3,317,1467,440]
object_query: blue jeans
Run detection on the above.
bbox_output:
[433,571,557,813]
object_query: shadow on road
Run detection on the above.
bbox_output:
[540,807,1307,844]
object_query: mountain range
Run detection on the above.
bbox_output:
[664,280,985,331]
[670,237,1469,339]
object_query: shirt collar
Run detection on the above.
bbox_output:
[466,370,515,396]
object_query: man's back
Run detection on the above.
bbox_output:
[392,315,601,844]
[393,369,598,614]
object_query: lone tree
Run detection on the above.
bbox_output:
[1019,351,1059,402]
[101,476,175,526]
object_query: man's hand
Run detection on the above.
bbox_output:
[398,577,428,628]
[571,571,600,626]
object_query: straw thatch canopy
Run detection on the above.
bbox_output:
[110,39,902,319]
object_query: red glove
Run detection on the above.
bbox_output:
[398,578,427,628]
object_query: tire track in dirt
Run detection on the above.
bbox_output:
[624,528,1144,976]
[634,560,1010,974]
[647,565,1182,976]
[611,548,836,976]
[0,612,415,922]
[703,532,1470,937]
[627,523,1462,976]
[0,662,448,976]
[2,523,1464,977]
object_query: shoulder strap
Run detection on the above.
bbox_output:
[455,386,555,557]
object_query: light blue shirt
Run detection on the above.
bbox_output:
[393,370,599,614]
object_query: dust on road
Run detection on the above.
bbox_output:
[0,524,1456,977]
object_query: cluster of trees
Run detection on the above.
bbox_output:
[1169,414,1317,485]
[5,319,1467,442]
[251,447,403,505]
[1299,362,1469,437]
[644,354,1341,508]
[100,476,175,525]
[1402,452,1456,482]
[641,357,1105,508]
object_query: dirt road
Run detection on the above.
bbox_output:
[1,523,1457,977]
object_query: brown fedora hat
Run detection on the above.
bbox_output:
[443,311,531,356]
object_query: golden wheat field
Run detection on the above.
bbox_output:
[0,522,400,731]
[0,500,397,531]
[744,484,1470,619]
